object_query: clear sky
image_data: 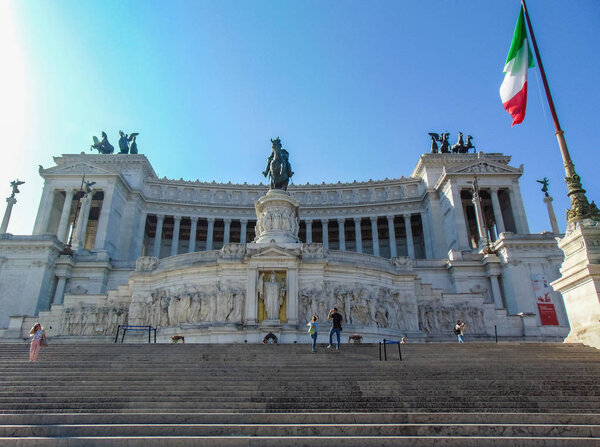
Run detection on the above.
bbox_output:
[1,0,599,236]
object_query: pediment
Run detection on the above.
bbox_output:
[246,243,302,260]
[41,162,116,177]
[448,160,522,175]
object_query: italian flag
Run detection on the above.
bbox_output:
[500,6,535,126]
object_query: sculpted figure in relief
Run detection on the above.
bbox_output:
[264,272,284,320]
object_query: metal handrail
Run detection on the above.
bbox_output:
[114,325,157,343]
[378,338,402,361]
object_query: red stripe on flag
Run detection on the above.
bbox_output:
[503,82,528,126]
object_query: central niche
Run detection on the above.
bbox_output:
[257,270,287,323]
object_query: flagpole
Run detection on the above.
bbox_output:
[520,0,599,224]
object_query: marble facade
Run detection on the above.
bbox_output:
[0,151,569,342]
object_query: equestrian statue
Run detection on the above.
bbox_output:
[263,137,294,191]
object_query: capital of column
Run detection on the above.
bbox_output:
[353,217,362,223]
[370,216,378,223]
[321,219,329,225]
[224,218,232,224]
[5,197,17,206]
[190,216,199,223]
[240,218,248,225]
[173,215,182,222]
[386,215,395,222]
[337,218,345,224]
[207,217,215,223]
[156,214,165,221]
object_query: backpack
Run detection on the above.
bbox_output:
[453,327,460,335]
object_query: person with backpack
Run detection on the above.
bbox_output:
[307,315,318,353]
[454,320,466,343]
[327,308,344,350]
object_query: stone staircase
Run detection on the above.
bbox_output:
[0,342,598,445]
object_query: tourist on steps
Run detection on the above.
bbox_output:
[327,308,344,350]
[307,315,318,352]
[29,322,46,362]
[455,320,466,343]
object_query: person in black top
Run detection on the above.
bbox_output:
[327,307,343,349]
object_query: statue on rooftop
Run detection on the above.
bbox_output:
[118,131,140,154]
[263,137,294,190]
[90,132,114,154]
[464,135,475,153]
[451,132,465,153]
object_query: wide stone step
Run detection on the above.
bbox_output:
[0,435,598,446]
[2,422,600,437]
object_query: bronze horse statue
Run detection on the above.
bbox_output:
[263,137,293,190]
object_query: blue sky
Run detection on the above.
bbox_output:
[1,0,599,235]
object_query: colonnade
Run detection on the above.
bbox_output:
[145,212,429,260]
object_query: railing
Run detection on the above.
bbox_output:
[378,338,402,361]
[114,325,157,344]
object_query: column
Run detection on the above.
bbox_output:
[56,190,74,242]
[489,275,505,309]
[449,184,470,248]
[305,220,312,243]
[404,214,415,258]
[171,216,181,256]
[370,216,380,257]
[354,218,363,253]
[245,268,258,324]
[206,218,215,250]
[71,194,92,250]
[32,185,54,234]
[544,196,560,235]
[285,268,298,325]
[223,218,231,244]
[153,214,164,258]
[387,215,397,258]
[337,218,346,251]
[472,191,488,248]
[321,219,329,250]
[0,197,17,234]
[420,211,432,259]
[509,183,530,234]
[132,211,147,258]
[489,188,506,235]
[188,217,198,252]
[94,187,116,252]
[240,219,248,244]
[52,275,69,305]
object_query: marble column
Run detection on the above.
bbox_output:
[223,218,231,244]
[188,217,198,253]
[321,219,329,250]
[0,197,17,234]
[387,215,397,258]
[490,188,506,235]
[133,211,147,258]
[206,218,215,250]
[32,185,54,235]
[509,183,530,234]
[544,196,560,235]
[354,218,363,253]
[171,216,181,256]
[94,187,116,252]
[305,220,312,243]
[449,184,470,248]
[472,191,488,248]
[370,217,380,256]
[71,193,92,250]
[489,275,505,309]
[52,275,69,305]
[404,214,415,258]
[420,211,432,259]
[337,218,346,251]
[153,214,165,258]
[56,190,74,242]
[240,219,248,244]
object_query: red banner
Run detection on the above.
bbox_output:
[537,303,559,326]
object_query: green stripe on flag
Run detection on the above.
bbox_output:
[505,7,535,68]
